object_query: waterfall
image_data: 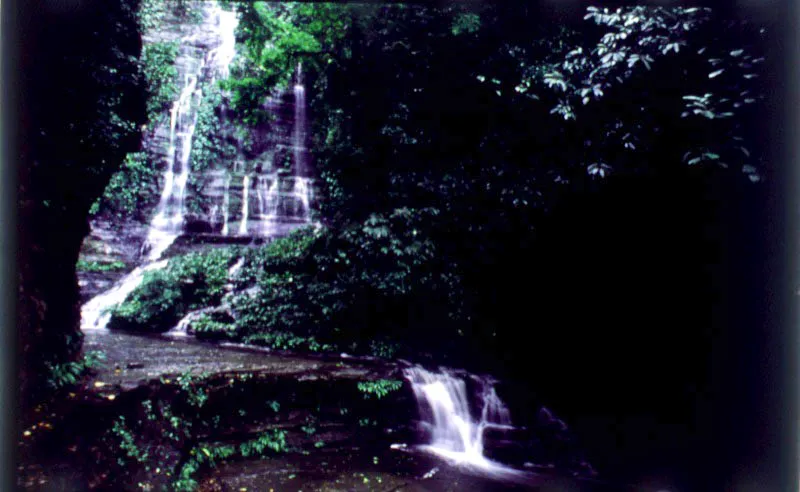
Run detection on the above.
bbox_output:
[143,71,202,261]
[238,175,250,235]
[293,62,307,178]
[142,4,239,260]
[228,256,245,278]
[82,2,239,332]
[211,62,313,241]
[167,306,217,338]
[81,260,169,331]
[261,176,280,237]
[221,173,231,235]
[256,175,266,225]
[294,177,311,220]
[403,366,524,477]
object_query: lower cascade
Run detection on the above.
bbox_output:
[80,260,169,331]
[403,366,525,477]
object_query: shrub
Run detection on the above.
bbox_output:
[227,208,466,356]
[108,248,241,333]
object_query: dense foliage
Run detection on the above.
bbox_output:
[89,151,159,221]
[112,214,465,359]
[201,4,768,373]
[108,3,769,372]
[108,248,241,333]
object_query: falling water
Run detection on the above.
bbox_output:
[261,176,280,237]
[166,256,244,337]
[221,173,231,235]
[403,366,524,477]
[81,260,169,331]
[294,177,311,220]
[239,175,250,235]
[142,4,239,260]
[82,3,239,331]
[143,72,202,261]
[256,175,266,224]
[228,256,245,278]
[293,62,307,178]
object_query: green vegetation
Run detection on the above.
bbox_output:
[110,416,149,467]
[356,379,403,400]
[90,151,160,222]
[76,259,127,273]
[44,350,105,390]
[107,248,241,333]
[174,430,288,491]
[141,41,180,124]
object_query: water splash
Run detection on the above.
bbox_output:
[403,366,525,478]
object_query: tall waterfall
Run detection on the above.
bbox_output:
[293,62,307,178]
[403,366,525,477]
[260,63,312,236]
[143,72,201,261]
[82,2,239,331]
[143,4,239,260]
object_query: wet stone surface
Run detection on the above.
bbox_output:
[82,330,396,391]
[198,446,619,492]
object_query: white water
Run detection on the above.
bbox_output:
[294,176,311,220]
[167,306,216,338]
[238,175,250,235]
[143,4,239,259]
[81,260,169,331]
[404,366,524,477]
[227,256,245,278]
[293,63,307,178]
[259,176,280,236]
[82,3,239,332]
[221,173,231,235]
[144,71,202,261]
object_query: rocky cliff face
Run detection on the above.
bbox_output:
[81,3,315,279]
[184,88,316,239]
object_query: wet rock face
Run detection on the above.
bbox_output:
[78,219,150,302]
